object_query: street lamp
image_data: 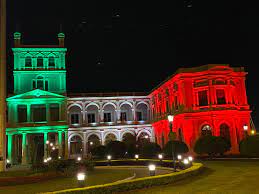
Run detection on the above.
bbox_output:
[167,115,176,172]
[251,130,256,135]
[243,124,248,138]
[148,164,156,176]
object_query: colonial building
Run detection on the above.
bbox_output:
[5,32,252,164]
[149,65,251,154]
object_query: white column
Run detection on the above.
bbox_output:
[83,133,87,156]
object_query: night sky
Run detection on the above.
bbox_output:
[6,1,258,126]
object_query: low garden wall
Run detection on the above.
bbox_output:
[43,162,203,194]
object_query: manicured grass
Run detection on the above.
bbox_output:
[0,166,172,194]
[0,168,134,194]
[0,170,34,177]
[122,160,259,194]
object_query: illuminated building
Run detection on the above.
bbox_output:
[5,32,251,164]
[149,65,251,154]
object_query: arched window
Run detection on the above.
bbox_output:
[37,56,43,67]
[137,132,150,144]
[88,134,101,150]
[48,56,55,68]
[220,123,231,146]
[70,135,83,155]
[32,76,48,91]
[201,125,212,136]
[25,56,32,67]
[104,133,117,145]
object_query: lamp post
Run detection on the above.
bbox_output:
[168,115,176,172]
[243,124,248,138]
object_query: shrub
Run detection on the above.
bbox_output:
[163,141,189,157]
[240,135,259,157]
[91,145,106,159]
[105,141,127,158]
[138,142,161,158]
[31,163,48,173]
[194,136,230,156]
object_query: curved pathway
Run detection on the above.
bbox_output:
[123,160,259,194]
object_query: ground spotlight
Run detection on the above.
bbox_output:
[135,154,139,161]
[177,155,182,160]
[77,173,86,187]
[148,164,156,176]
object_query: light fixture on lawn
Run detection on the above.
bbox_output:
[188,156,193,161]
[158,154,163,161]
[77,173,86,187]
[77,157,82,161]
[135,154,139,160]
[183,158,189,165]
[177,155,182,160]
[148,164,156,176]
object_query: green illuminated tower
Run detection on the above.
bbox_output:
[6,32,68,165]
[12,32,67,94]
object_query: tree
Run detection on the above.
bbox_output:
[105,141,127,158]
[138,142,161,158]
[163,141,189,157]
[240,135,259,157]
[194,136,230,157]
[91,145,106,159]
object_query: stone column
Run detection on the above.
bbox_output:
[43,132,48,159]
[7,134,13,164]
[21,133,27,165]
[58,131,63,158]
[64,131,68,159]
[27,104,31,122]
[83,132,87,157]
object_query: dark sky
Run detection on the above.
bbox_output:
[6,1,258,126]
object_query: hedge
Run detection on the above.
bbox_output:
[0,172,61,186]
[43,163,203,194]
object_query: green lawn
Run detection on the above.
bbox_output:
[0,168,134,194]
[122,160,259,194]
[0,166,172,194]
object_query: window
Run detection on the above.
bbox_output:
[37,56,44,67]
[87,113,96,123]
[50,104,59,121]
[120,112,127,121]
[25,56,32,67]
[18,105,27,123]
[71,113,79,124]
[104,112,112,122]
[136,112,143,121]
[48,56,55,67]
[201,125,212,136]
[31,104,46,122]
[216,89,226,104]
[174,96,179,110]
[166,100,170,113]
[32,76,48,91]
[198,90,208,106]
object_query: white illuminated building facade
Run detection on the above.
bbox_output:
[67,94,154,158]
